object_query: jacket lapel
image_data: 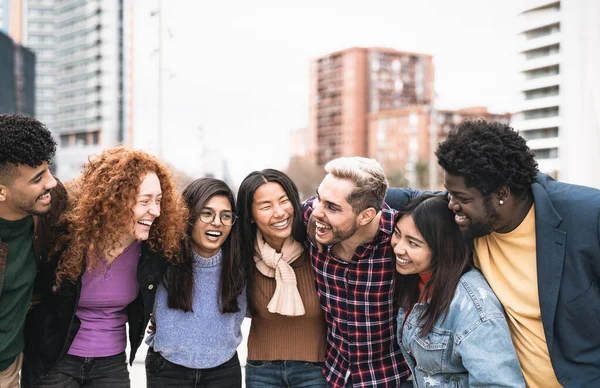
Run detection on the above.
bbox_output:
[532,181,566,351]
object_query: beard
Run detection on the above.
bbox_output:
[13,190,52,217]
[462,196,500,240]
[326,221,359,245]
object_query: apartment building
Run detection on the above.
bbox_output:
[368,106,510,189]
[511,0,600,187]
[2,0,57,129]
[307,47,434,166]
[0,29,35,115]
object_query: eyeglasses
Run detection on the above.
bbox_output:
[199,209,237,226]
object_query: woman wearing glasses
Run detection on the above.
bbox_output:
[237,169,327,388]
[145,178,246,388]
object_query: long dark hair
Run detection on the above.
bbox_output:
[165,178,245,313]
[237,169,306,315]
[394,194,471,337]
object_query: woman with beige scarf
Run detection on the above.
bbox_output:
[237,169,327,388]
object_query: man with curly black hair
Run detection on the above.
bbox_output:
[0,114,66,387]
[387,119,600,387]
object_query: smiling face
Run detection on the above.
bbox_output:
[0,162,57,220]
[125,172,162,245]
[251,182,294,251]
[444,172,500,239]
[191,195,234,258]
[391,214,433,275]
[312,174,360,245]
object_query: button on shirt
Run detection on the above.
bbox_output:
[303,198,408,388]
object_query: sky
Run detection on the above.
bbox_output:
[133,0,520,186]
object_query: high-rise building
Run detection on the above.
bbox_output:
[308,47,434,166]
[3,0,57,130]
[2,0,134,181]
[511,0,600,187]
[0,29,35,115]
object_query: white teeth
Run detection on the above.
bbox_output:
[315,221,330,230]
[138,220,152,227]
[206,231,222,237]
[272,219,288,228]
[396,257,410,264]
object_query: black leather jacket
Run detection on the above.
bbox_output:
[21,242,167,386]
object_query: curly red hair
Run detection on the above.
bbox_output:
[55,147,188,288]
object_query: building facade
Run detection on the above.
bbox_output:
[368,106,510,189]
[3,0,57,130]
[0,29,35,116]
[3,0,133,181]
[307,47,434,166]
[511,0,600,187]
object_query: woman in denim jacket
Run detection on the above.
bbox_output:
[392,194,524,388]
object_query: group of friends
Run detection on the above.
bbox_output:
[0,114,598,388]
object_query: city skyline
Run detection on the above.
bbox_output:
[139,0,519,186]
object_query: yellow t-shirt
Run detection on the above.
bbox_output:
[474,205,561,388]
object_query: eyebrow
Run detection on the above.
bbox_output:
[138,193,162,198]
[406,234,426,244]
[30,170,45,183]
[202,206,232,212]
[444,185,468,197]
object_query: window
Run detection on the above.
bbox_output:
[520,127,559,140]
[524,23,560,40]
[524,44,559,60]
[524,65,559,80]
[524,107,559,120]
[60,134,70,148]
[534,148,558,159]
[524,86,559,100]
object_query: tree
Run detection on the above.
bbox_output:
[284,157,326,201]
[387,168,409,188]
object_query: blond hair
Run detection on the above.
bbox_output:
[324,156,388,213]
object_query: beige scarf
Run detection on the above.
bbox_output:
[253,230,305,316]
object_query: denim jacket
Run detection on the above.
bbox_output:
[397,269,525,388]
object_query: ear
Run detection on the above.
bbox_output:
[495,185,511,205]
[0,185,7,202]
[357,207,377,226]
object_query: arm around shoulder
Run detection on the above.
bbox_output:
[385,188,441,211]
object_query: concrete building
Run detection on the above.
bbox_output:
[308,47,434,166]
[52,0,130,180]
[511,0,600,187]
[0,29,35,116]
[3,0,57,130]
[368,106,510,189]
[2,0,135,181]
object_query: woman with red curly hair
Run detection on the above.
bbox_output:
[21,147,187,388]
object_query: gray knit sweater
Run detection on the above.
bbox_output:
[146,249,247,368]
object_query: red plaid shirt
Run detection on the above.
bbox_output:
[303,197,409,388]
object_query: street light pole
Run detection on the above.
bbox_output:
[157,0,163,160]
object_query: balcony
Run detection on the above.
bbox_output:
[518,11,561,35]
[520,95,561,111]
[519,74,561,92]
[527,136,560,150]
[519,53,561,72]
[518,32,561,54]
[511,116,561,131]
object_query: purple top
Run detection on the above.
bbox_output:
[68,241,141,357]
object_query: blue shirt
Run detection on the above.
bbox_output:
[147,249,246,368]
[397,269,525,388]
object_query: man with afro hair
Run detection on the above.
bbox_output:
[0,114,66,387]
[386,119,600,387]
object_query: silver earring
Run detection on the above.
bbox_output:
[499,199,504,205]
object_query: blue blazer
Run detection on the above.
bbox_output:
[385,173,600,387]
